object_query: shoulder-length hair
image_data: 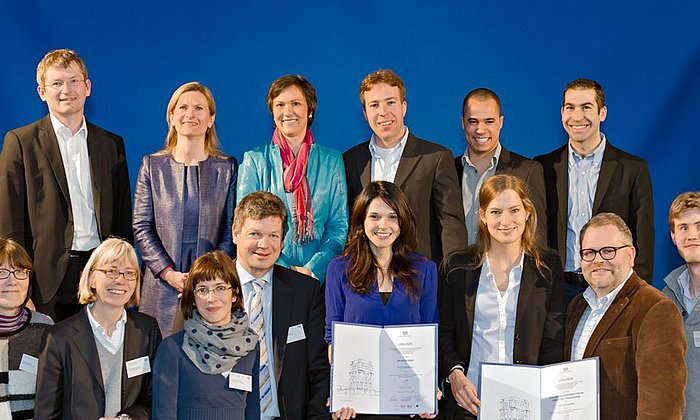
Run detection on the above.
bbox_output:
[343,181,419,298]
[78,237,140,307]
[0,237,33,306]
[157,81,224,158]
[471,174,547,275]
[180,251,244,320]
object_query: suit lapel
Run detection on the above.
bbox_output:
[496,148,513,174]
[196,158,224,254]
[584,275,639,358]
[37,116,71,205]
[271,268,294,385]
[72,309,105,393]
[86,123,105,231]
[393,134,422,188]
[359,146,372,188]
[592,145,617,213]
[121,312,145,397]
[554,147,569,253]
[463,266,481,336]
[565,297,587,358]
[514,257,537,328]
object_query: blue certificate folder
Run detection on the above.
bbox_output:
[330,322,438,415]
[479,357,600,420]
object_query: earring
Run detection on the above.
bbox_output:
[308,113,313,118]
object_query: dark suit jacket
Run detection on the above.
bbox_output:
[35,308,162,420]
[439,250,564,418]
[0,115,133,304]
[344,133,467,265]
[454,146,548,245]
[565,273,686,419]
[535,141,654,280]
[271,264,330,419]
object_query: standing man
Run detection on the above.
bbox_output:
[663,191,700,420]
[0,49,132,321]
[566,213,686,419]
[344,69,466,265]
[456,88,547,245]
[232,191,329,419]
[535,78,654,302]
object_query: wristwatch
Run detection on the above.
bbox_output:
[117,414,132,420]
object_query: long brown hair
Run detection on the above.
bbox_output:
[344,181,419,298]
[470,174,547,275]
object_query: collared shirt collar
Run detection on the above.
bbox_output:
[582,268,632,310]
[49,113,87,140]
[462,142,502,170]
[86,303,128,355]
[236,260,274,286]
[368,125,410,155]
[568,133,607,162]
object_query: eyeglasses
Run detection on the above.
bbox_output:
[194,285,232,299]
[0,268,30,280]
[43,78,85,90]
[93,268,138,281]
[579,245,631,262]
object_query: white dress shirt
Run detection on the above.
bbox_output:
[49,114,100,251]
[466,253,524,389]
[570,269,632,360]
[369,126,410,182]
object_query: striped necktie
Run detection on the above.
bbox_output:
[250,278,272,413]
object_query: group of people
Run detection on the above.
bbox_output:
[0,47,695,420]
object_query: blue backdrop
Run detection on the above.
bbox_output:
[2,1,698,288]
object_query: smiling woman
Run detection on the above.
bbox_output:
[152,251,260,420]
[0,238,53,419]
[134,82,238,338]
[34,237,162,419]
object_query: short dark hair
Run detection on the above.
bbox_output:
[267,75,318,127]
[462,88,502,118]
[180,251,244,320]
[564,78,605,111]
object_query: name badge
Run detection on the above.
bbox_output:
[229,372,252,392]
[287,323,306,344]
[19,354,39,376]
[694,331,700,348]
[125,356,151,378]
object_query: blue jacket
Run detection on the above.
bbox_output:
[237,143,348,282]
[133,154,237,275]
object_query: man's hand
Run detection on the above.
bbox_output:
[449,369,480,415]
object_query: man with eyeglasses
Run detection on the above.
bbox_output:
[662,192,700,420]
[0,49,132,322]
[565,212,686,419]
[231,191,329,420]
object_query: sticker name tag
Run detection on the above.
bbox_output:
[229,372,252,392]
[125,355,151,378]
[19,354,39,375]
[693,331,700,348]
[287,323,306,344]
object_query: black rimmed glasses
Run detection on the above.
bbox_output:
[579,245,631,262]
[0,268,30,280]
[194,285,232,299]
[93,268,138,281]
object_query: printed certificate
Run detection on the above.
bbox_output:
[330,322,437,415]
[479,358,599,420]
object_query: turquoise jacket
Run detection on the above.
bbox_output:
[237,143,348,282]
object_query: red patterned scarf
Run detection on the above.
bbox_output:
[272,128,315,244]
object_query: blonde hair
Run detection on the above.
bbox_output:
[158,81,223,158]
[36,49,88,86]
[77,237,140,307]
[669,191,700,231]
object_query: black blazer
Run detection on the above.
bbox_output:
[35,308,162,420]
[438,250,565,418]
[454,146,548,245]
[0,115,133,304]
[271,265,330,420]
[534,141,654,281]
[343,133,467,265]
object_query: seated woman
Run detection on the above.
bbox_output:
[0,238,53,418]
[237,75,348,282]
[152,251,259,420]
[325,181,438,419]
[439,174,564,419]
[35,237,162,420]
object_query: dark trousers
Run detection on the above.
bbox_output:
[36,253,89,322]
